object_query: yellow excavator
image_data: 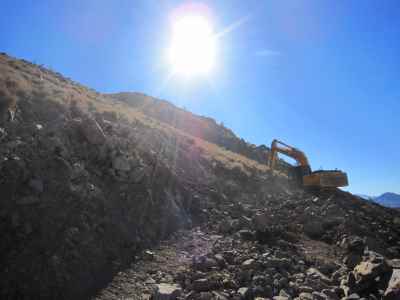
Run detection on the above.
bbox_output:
[268,139,348,188]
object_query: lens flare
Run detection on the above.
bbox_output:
[168,15,217,77]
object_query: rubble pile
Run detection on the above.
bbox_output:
[97,192,400,300]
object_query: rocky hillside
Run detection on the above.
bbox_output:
[0,53,400,300]
[107,92,290,172]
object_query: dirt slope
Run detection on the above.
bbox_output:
[0,53,399,300]
[107,92,276,168]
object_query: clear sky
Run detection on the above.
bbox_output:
[1,1,399,196]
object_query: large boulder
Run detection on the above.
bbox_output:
[353,253,389,283]
[344,252,391,296]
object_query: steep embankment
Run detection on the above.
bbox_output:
[0,53,283,299]
[0,53,399,300]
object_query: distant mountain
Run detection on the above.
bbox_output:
[358,192,400,208]
[374,193,400,208]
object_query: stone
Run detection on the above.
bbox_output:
[112,155,131,171]
[222,278,238,289]
[279,288,292,298]
[253,212,269,231]
[238,269,253,283]
[273,296,289,300]
[219,219,233,233]
[387,259,400,269]
[278,277,289,288]
[51,157,72,180]
[306,268,332,284]
[252,286,266,298]
[384,269,400,299]
[192,278,212,292]
[214,254,226,268]
[344,253,363,269]
[144,250,155,261]
[238,229,254,241]
[240,215,252,228]
[0,127,6,141]
[130,166,146,182]
[345,294,360,300]
[265,257,291,269]
[321,289,339,300]
[16,196,41,205]
[298,292,313,300]
[145,277,156,284]
[237,287,252,300]
[192,255,218,271]
[197,292,213,300]
[242,259,257,270]
[347,236,365,253]
[303,220,324,239]
[29,178,44,193]
[332,267,348,284]
[353,253,389,283]
[253,275,271,286]
[212,291,229,300]
[153,283,182,300]
[298,286,313,293]
[80,117,106,145]
[311,291,327,300]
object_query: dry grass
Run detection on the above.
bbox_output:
[0,53,272,176]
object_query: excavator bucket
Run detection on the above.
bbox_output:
[303,170,348,188]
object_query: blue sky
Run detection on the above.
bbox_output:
[1,1,399,195]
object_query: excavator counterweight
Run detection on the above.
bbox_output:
[268,139,348,188]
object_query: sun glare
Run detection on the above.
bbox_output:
[168,16,216,77]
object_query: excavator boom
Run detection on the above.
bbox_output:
[268,139,310,169]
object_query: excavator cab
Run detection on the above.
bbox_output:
[268,139,348,188]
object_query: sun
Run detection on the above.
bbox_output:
[167,15,217,77]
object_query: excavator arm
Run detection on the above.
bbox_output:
[268,139,310,170]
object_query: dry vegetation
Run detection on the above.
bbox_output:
[0,53,271,177]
